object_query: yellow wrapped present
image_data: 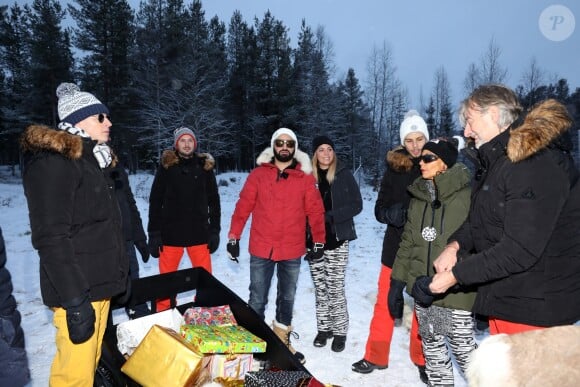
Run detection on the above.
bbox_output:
[121,325,210,387]
[180,324,267,353]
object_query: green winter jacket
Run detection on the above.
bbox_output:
[392,163,476,312]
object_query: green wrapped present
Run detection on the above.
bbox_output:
[180,324,267,354]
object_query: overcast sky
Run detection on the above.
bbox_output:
[201,0,579,108]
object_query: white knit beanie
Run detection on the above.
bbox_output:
[271,127,298,149]
[399,110,429,144]
[56,83,109,125]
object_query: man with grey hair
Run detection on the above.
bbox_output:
[428,84,580,334]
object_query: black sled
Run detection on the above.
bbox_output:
[95,267,311,386]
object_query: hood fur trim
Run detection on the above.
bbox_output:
[256,147,313,174]
[387,146,414,172]
[161,149,215,171]
[507,99,573,163]
[21,124,84,160]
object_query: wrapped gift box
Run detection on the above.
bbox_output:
[180,324,267,353]
[183,304,237,326]
[121,325,210,387]
[208,353,253,380]
[117,308,183,355]
[244,370,313,387]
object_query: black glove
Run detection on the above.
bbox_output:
[135,240,150,263]
[227,239,240,263]
[412,275,435,307]
[148,232,163,258]
[375,203,407,227]
[304,242,324,262]
[387,278,406,319]
[208,232,220,254]
[62,294,95,344]
[383,203,408,227]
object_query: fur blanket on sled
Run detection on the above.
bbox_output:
[466,325,580,387]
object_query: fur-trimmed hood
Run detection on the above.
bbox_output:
[386,146,415,173]
[507,99,573,163]
[256,147,313,174]
[21,124,85,160]
[21,124,118,166]
[160,149,215,171]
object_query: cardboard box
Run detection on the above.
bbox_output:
[180,324,267,354]
[117,308,184,355]
[121,325,210,387]
[208,353,253,380]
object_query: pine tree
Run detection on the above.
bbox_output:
[0,3,31,133]
[253,10,292,146]
[25,0,74,125]
[224,10,258,170]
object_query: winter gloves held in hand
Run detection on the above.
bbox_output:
[304,242,325,263]
[375,202,407,227]
[148,232,163,258]
[412,275,436,307]
[62,293,95,344]
[227,239,240,263]
[387,279,406,319]
[135,240,150,263]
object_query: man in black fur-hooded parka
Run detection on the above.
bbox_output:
[428,84,580,333]
[20,83,127,386]
[147,127,220,312]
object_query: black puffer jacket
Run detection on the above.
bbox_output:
[375,148,421,268]
[106,164,147,243]
[21,125,127,307]
[451,100,580,326]
[0,226,30,386]
[148,149,220,246]
[316,161,362,248]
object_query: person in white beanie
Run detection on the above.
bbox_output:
[147,126,221,312]
[20,83,128,386]
[352,110,428,384]
[227,127,326,364]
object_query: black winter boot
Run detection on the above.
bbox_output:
[313,331,333,347]
[331,335,346,352]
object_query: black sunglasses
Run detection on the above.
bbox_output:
[420,154,439,163]
[97,113,110,123]
[274,139,296,148]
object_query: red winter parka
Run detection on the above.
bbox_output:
[229,147,325,261]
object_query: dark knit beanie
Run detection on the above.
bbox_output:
[422,139,458,168]
[311,135,335,153]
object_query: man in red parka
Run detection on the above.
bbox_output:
[227,127,325,364]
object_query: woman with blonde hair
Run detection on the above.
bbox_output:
[307,135,362,352]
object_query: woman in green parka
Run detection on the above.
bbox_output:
[390,138,477,386]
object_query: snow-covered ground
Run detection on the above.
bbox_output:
[1,167,480,386]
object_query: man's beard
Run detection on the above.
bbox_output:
[274,148,295,162]
[178,149,194,158]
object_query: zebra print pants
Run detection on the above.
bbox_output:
[307,241,349,335]
[415,304,477,386]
